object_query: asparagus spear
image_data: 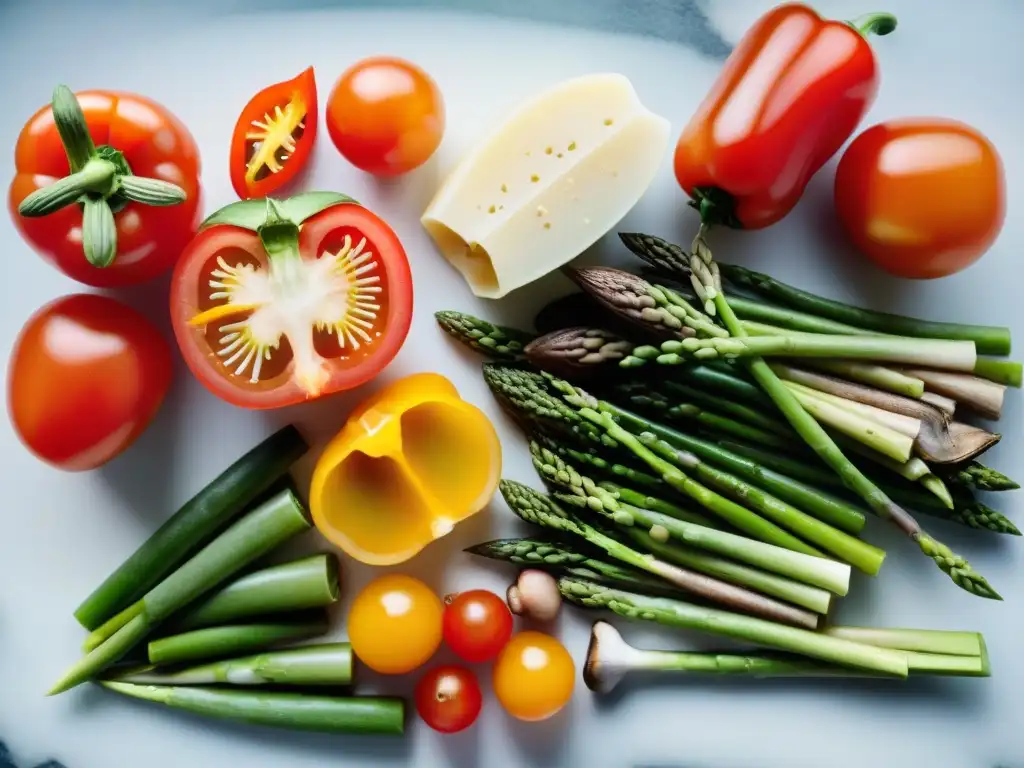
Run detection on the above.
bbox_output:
[49,488,312,695]
[503,479,847,597]
[148,615,329,666]
[485,365,816,553]
[901,368,1006,420]
[822,626,985,657]
[499,480,820,628]
[74,426,308,630]
[719,439,1019,536]
[584,621,988,694]
[714,261,1012,356]
[112,643,353,687]
[435,310,533,360]
[465,537,694,597]
[941,461,1020,492]
[559,577,908,677]
[100,683,404,735]
[621,233,999,600]
[532,432,667,494]
[803,360,926,399]
[524,326,634,374]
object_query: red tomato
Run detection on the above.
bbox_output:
[230,68,318,200]
[326,57,444,177]
[834,118,1006,279]
[9,89,202,287]
[414,666,483,734]
[170,194,413,410]
[442,590,513,663]
[8,294,172,471]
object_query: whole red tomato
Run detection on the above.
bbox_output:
[326,57,444,177]
[414,666,482,734]
[9,86,202,287]
[442,589,513,663]
[834,118,1005,279]
[8,294,172,471]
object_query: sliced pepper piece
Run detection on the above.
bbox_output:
[309,373,501,565]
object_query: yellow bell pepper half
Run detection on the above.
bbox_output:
[309,373,502,565]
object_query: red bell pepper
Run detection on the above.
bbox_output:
[673,3,896,230]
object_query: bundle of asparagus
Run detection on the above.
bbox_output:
[437,237,1019,600]
[50,428,404,736]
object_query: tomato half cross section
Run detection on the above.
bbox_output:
[230,67,318,200]
[170,192,414,409]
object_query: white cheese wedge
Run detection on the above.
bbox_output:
[421,73,671,299]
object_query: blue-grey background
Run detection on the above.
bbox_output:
[1,1,1021,766]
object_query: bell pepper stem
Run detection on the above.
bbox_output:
[849,12,898,38]
[51,84,95,172]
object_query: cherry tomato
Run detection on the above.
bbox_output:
[326,56,444,177]
[493,631,575,721]
[170,194,414,410]
[347,574,443,674]
[443,590,513,663]
[9,89,202,287]
[414,665,483,734]
[834,118,1006,279]
[229,67,318,199]
[8,294,172,471]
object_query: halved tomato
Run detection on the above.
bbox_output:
[229,67,318,200]
[170,192,413,409]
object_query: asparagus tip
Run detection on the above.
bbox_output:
[917,533,1002,600]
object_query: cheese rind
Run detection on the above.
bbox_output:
[421,73,671,299]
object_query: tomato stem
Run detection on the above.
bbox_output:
[258,198,304,274]
[51,84,95,172]
[848,12,898,38]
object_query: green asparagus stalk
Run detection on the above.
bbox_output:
[718,439,1019,536]
[74,426,308,630]
[613,380,793,450]
[531,439,717,528]
[800,360,925,399]
[532,433,667,494]
[628,332,977,372]
[148,615,329,666]
[941,461,1020,492]
[715,261,1011,356]
[85,554,340,651]
[435,310,533,360]
[171,554,340,631]
[625,232,999,599]
[49,488,312,695]
[559,577,908,677]
[584,622,988,693]
[113,643,352,687]
[485,365,815,553]
[499,480,820,628]
[970,357,1022,388]
[822,626,985,657]
[660,379,789,435]
[100,683,404,735]
[465,537,696,597]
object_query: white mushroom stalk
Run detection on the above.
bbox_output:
[188,200,382,396]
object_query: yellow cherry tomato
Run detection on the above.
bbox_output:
[493,631,575,721]
[348,574,443,674]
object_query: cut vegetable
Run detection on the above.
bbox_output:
[114,643,352,687]
[101,683,404,735]
[421,73,670,298]
[74,426,308,630]
[148,615,329,666]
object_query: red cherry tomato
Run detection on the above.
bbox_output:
[834,118,1006,279]
[414,665,483,734]
[443,590,513,663]
[8,294,172,471]
[229,67,318,200]
[9,90,202,287]
[326,56,444,177]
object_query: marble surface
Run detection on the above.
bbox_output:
[0,1,1021,766]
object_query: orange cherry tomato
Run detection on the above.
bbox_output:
[9,89,202,287]
[8,294,172,471]
[347,574,443,675]
[229,67,318,199]
[326,56,444,177]
[493,631,575,721]
[834,118,1006,279]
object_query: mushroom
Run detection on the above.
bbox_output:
[506,569,561,622]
